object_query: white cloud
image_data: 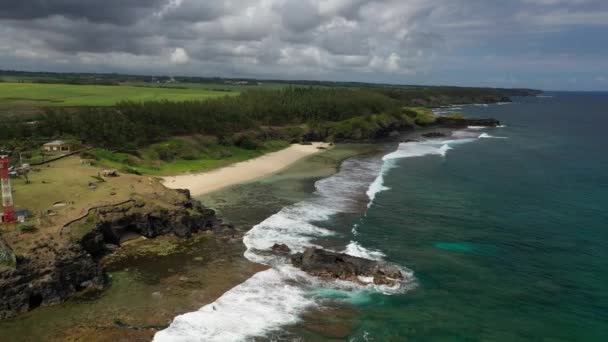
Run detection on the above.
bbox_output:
[170,47,190,64]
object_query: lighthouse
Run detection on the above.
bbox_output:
[0,155,16,224]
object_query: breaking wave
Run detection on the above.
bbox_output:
[155,154,414,341]
[479,133,508,139]
[343,241,386,260]
[156,126,508,341]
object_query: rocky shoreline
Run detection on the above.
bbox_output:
[0,190,236,320]
[0,113,501,322]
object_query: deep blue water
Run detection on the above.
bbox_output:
[349,93,608,341]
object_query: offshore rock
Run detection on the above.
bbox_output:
[291,247,403,286]
[422,132,447,138]
[271,243,291,254]
[435,117,500,127]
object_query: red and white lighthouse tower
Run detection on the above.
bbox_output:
[0,155,16,223]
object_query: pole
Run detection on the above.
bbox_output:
[0,156,16,224]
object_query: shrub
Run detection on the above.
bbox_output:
[446,113,466,119]
[122,166,142,175]
[19,223,38,233]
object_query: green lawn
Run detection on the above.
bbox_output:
[0,82,237,110]
[89,140,291,176]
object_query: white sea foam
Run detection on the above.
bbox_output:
[468,125,486,130]
[343,241,386,260]
[351,223,359,235]
[157,127,492,340]
[479,133,508,139]
[154,266,315,342]
[156,156,395,341]
[365,162,392,206]
[366,141,449,206]
[497,125,507,128]
[364,133,481,209]
[243,203,336,264]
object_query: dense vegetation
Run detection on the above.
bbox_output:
[0,76,540,174]
[0,85,535,149]
[23,87,398,148]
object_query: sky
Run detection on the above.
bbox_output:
[0,0,607,91]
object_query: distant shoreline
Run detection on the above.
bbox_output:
[162,142,330,196]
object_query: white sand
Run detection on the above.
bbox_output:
[162,143,329,196]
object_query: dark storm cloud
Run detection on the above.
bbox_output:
[280,0,323,32]
[161,0,226,22]
[0,0,166,25]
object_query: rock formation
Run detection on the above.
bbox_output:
[291,247,404,286]
[422,132,448,138]
[0,189,231,320]
[435,117,500,127]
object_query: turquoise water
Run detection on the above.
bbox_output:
[155,93,607,341]
[347,93,608,341]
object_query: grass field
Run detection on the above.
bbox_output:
[0,82,237,112]
[89,139,291,176]
[120,81,289,92]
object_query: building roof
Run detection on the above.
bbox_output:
[43,140,68,146]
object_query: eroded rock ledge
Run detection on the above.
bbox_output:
[435,117,500,127]
[291,247,404,286]
[0,189,232,320]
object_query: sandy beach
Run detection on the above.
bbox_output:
[162,142,330,196]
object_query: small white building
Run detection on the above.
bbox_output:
[42,140,71,152]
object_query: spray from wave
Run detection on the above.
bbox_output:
[365,133,484,207]
[479,133,508,139]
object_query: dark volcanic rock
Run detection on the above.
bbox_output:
[435,117,500,127]
[422,132,447,138]
[0,245,104,320]
[0,190,231,320]
[0,235,14,265]
[291,247,403,286]
[80,197,227,259]
[271,243,291,254]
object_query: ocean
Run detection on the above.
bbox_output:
[156,92,608,341]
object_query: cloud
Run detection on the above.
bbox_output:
[0,0,166,25]
[0,0,606,90]
[170,48,190,64]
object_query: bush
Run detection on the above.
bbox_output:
[80,150,98,160]
[19,223,38,233]
[193,135,219,146]
[122,166,142,175]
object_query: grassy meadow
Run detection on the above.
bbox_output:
[86,138,291,176]
[0,82,237,112]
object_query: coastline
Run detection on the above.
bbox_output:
[0,143,377,341]
[154,125,502,341]
[162,142,330,196]
[0,124,491,340]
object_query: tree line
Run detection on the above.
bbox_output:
[0,86,536,150]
